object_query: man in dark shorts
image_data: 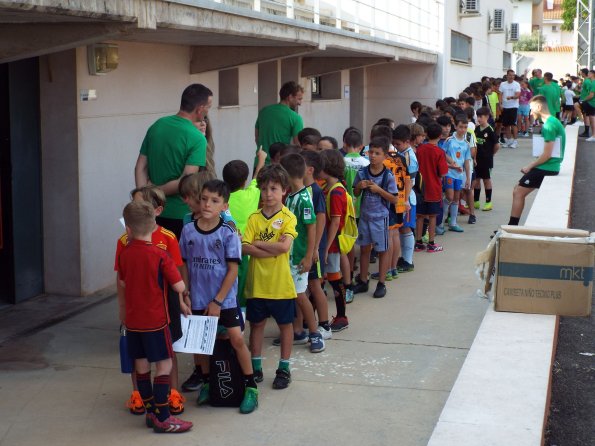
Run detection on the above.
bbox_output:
[500,69,521,149]
[508,95,565,225]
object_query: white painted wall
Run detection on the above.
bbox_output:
[516,51,576,80]
[542,23,573,47]
[511,1,534,36]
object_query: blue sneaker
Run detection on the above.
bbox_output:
[345,288,354,304]
[435,225,446,235]
[272,331,308,346]
[449,225,464,233]
[390,269,398,279]
[309,333,325,353]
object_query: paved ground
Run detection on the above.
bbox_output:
[0,140,537,446]
[544,138,595,446]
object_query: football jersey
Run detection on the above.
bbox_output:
[443,135,472,181]
[285,187,316,265]
[383,152,410,213]
[242,206,298,299]
[179,218,241,310]
[475,124,499,167]
[400,146,418,206]
[114,225,182,271]
[354,166,398,218]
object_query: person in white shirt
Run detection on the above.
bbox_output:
[499,69,522,148]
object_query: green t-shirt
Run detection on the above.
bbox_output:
[343,152,369,217]
[140,115,206,219]
[539,83,561,114]
[529,77,545,94]
[580,78,592,101]
[488,91,499,117]
[255,103,304,161]
[285,186,316,265]
[228,179,261,234]
[538,116,565,172]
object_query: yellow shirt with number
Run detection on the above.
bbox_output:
[242,206,298,299]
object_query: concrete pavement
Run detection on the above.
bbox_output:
[0,138,538,446]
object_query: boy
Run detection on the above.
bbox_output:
[415,122,449,252]
[473,107,500,211]
[279,153,325,353]
[351,136,399,298]
[118,200,193,433]
[442,115,472,232]
[242,165,298,389]
[115,186,187,416]
[301,150,332,338]
[319,149,350,331]
[179,180,258,414]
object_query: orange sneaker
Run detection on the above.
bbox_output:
[126,390,145,415]
[168,389,186,415]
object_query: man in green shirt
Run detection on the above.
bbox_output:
[507,95,565,226]
[579,68,591,137]
[135,84,212,237]
[582,70,595,142]
[255,81,304,164]
[529,69,544,94]
[538,72,561,119]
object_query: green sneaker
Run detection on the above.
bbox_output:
[474,201,480,209]
[371,271,393,281]
[422,230,429,244]
[197,383,209,406]
[239,387,259,414]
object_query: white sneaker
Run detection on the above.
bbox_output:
[585,137,595,142]
[510,139,518,149]
[503,138,512,147]
[317,325,332,340]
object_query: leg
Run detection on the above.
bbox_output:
[389,229,400,271]
[278,323,293,361]
[509,184,535,224]
[249,320,266,358]
[359,244,372,282]
[308,279,329,326]
[296,292,318,334]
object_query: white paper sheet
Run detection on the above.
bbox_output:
[172,315,219,355]
[532,135,561,158]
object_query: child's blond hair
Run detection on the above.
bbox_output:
[130,185,166,209]
[123,200,155,237]
[178,171,216,200]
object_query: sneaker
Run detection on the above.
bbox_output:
[482,202,493,211]
[197,383,209,406]
[254,369,264,383]
[458,203,469,215]
[579,131,590,137]
[272,369,291,389]
[373,282,387,298]
[126,390,145,415]
[390,268,399,279]
[239,387,259,414]
[509,140,518,149]
[371,271,393,281]
[435,225,446,235]
[449,225,464,232]
[586,136,595,142]
[397,260,414,273]
[317,325,332,340]
[426,243,443,253]
[330,316,349,332]
[272,330,308,346]
[152,415,193,433]
[309,333,325,353]
[352,280,369,294]
[474,201,480,209]
[468,215,477,224]
[181,367,203,392]
[345,288,354,304]
[145,412,157,428]
[168,389,185,415]
[414,242,426,252]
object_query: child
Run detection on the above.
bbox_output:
[268,142,288,164]
[301,150,332,338]
[393,125,418,273]
[415,122,448,253]
[318,136,339,151]
[473,107,500,212]
[351,136,398,298]
[179,180,258,414]
[562,80,575,125]
[118,200,192,433]
[242,165,298,389]
[442,115,472,232]
[409,123,426,148]
[318,149,350,331]
[518,80,533,135]
[115,186,187,416]
[178,171,216,225]
[301,134,321,152]
[279,153,325,353]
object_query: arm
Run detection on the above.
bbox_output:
[312,212,325,263]
[464,159,472,189]
[367,182,398,204]
[299,223,316,273]
[404,177,412,211]
[171,279,185,294]
[254,128,259,145]
[116,272,126,323]
[134,154,149,187]
[251,236,293,256]
[253,147,267,179]
[157,165,200,196]
[522,141,554,173]
[205,262,239,317]
[179,264,192,316]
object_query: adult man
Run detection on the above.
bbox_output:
[499,69,521,149]
[135,83,212,238]
[539,72,561,120]
[529,68,544,94]
[582,70,595,142]
[579,67,591,137]
[507,95,565,226]
[255,81,304,163]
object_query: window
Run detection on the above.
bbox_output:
[310,72,341,100]
[503,51,511,70]
[218,68,239,107]
[451,31,472,64]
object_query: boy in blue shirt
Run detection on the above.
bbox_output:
[179,179,258,414]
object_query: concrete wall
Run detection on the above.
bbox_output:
[512,1,534,36]
[516,51,575,80]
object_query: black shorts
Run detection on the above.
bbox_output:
[192,308,243,329]
[518,168,558,189]
[573,96,580,103]
[167,287,183,342]
[474,163,492,179]
[582,102,595,117]
[563,104,574,112]
[416,199,441,216]
[156,216,184,240]
[501,108,518,126]
[246,298,296,325]
[127,327,173,362]
[308,260,323,280]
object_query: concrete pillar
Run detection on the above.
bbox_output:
[281,57,300,85]
[258,60,278,111]
[350,67,365,131]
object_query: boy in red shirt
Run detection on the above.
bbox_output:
[415,122,449,253]
[118,200,192,433]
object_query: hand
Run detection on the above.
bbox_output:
[367,182,382,194]
[323,249,329,265]
[405,202,411,212]
[521,165,532,174]
[312,249,319,264]
[257,147,267,162]
[205,301,221,317]
[299,258,312,275]
[180,300,192,317]
[464,180,471,190]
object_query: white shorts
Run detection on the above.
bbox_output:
[290,264,309,294]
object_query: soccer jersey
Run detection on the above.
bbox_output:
[354,166,398,219]
[580,78,591,101]
[400,146,418,206]
[344,152,370,217]
[114,225,182,271]
[179,218,241,310]
[242,206,298,299]
[285,187,316,265]
[255,103,303,159]
[529,77,545,94]
[443,135,472,182]
[306,181,327,253]
[538,116,566,172]
[228,179,260,234]
[118,240,182,332]
[416,143,449,202]
[488,91,499,117]
[383,152,410,214]
[475,124,499,169]
[540,82,561,114]
[324,183,347,254]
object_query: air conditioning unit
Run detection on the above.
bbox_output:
[460,0,480,14]
[490,9,504,31]
[509,23,519,41]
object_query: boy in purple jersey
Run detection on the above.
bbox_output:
[179,179,258,414]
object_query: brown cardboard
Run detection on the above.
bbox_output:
[493,227,594,317]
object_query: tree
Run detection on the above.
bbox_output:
[561,0,577,31]
[513,32,543,52]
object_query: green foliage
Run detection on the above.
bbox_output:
[561,0,577,31]
[513,32,543,52]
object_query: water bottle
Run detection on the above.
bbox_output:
[119,325,133,374]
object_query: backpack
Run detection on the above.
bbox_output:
[208,339,245,407]
[325,182,358,254]
[359,167,399,226]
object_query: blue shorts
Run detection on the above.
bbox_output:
[127,327,173,363]
[246,298,296,325]
[518,104,530,117]
[356,216,389,252]
[416,200,441,216]
[443,177,463,191]
[403,204,416,229]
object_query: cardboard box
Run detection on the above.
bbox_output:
[481,226,594,316]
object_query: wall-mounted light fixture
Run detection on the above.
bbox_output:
[87,43,119,75]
